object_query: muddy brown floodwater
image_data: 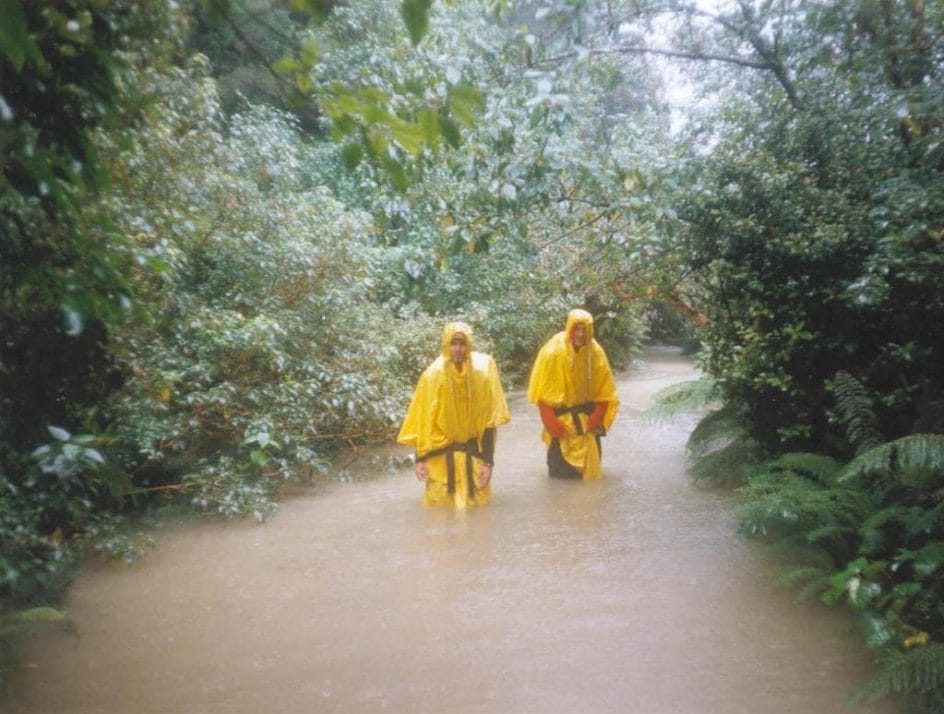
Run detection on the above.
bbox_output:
[6,348,901,714]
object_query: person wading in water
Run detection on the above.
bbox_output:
[527,309,619,479]
[398,322,510,508]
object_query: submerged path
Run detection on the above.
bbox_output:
[6,348,899,713]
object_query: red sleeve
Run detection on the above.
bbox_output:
[538,402,566,438]
[587,401,607,431]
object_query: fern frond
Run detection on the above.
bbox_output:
[831,370,883,455]
[853,643,944,703]
[737,475,854,532]
[767,452,845,487]
[736,465,874,563]
[689,436,762,487]
[843,434,944,486]
[642,378,720,423]
[806,523,856,545]
[775,565,832,600]
[860,504,916,532]
[686,403,747,458]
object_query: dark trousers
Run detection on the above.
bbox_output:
[547,437,602,479]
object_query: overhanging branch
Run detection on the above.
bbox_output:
[538,44,769,70]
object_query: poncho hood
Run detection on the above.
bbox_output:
[565,308,594,345]
[440,321,474,365]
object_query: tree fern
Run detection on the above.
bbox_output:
[806,523,856,547]
[736,470,870,560]
[830,370,883,455]
[859,503,940,557]
[686,402,747,459]
[642,377,721,423]
[734,433,944,709]
[843,434,944,487]
[853,644,944,708]
[763,452,845,487]
[775,563,834,601]
[689,437,761,487]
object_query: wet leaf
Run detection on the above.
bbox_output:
[400,0,432,45]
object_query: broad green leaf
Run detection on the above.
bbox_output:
[365,131,389,157]
[447,84,484,127]
[288,0,334,22]
[400,0,432,46]
[332,114,356,135]
[381,154,409,190]
[439,114,461,148]
[0,0,43,71]
[363,102,392,124]
[294,71,314,94]
[391,119,427,155]
[272,56,301,76]
[340,141,364,168]
[416,107,440,143]
[326,93,362,117]
[299,38,319,67]
[47,426,71,441]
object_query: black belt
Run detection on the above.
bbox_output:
[553,402,595,436]
[421,438,482,495]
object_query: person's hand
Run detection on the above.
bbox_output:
[546,419,567,439]
[414,460,429,482]
[539,402,566,439]
[477,462,493,487]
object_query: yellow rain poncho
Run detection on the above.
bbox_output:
[398,322,510,508]
[527,309,619,479]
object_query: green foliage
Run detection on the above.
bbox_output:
[190,0,318,126]
[400,0,433,46]
[854,645,944,708]
[0,0,186,610]
[829,370,883,456]
[643,378,721,423]
[697,39,944,688]
[645,380,765,487]
[687,437,762,488]
[686,404,748,459]
[297,0,661,370]
[88,59,425,524]
[1,0,186,337]
[844,434,944,488]
[737,433,944,709]
[671,0,944,455]
[737,453,871,559]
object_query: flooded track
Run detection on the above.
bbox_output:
[5,348,900,713]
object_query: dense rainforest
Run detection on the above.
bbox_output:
[1,0,942,708]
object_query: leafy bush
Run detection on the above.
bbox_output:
[673,2,944,455]
[0,0,193,623]
[736,435,944,710]
[93,61,419,515]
